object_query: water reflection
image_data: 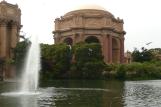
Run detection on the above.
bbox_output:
[20,96,38,107]
[6,80,161,107]
[0,94,39,107]
[124,80,161,107]
[0,80,125,107]
[40,80,125,107]
[1,80,161,107]
[102,81,124,107]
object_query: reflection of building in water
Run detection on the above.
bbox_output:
[0,1,21,79]
[53,5,126,64]
[102,81,124,107]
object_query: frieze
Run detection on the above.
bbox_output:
[0,1,21,23]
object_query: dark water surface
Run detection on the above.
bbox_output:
[0,80,161,107]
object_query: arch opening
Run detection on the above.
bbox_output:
[85,36,99,43]
[63,37,73,45]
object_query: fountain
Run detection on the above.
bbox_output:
[20,35,41,93]
[1,35,41,96]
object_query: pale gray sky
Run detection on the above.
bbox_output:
[3,0,161,51]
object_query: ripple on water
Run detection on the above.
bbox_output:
[124,80,161,107]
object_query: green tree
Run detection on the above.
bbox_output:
[71,43,105,78]
[132,47,153,62]
[40,43,71,79]
[13,40,30,74]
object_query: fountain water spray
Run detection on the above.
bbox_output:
[20,35,41,93]
[1,35,41,96]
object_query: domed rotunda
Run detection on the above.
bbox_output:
[53,5,126,63]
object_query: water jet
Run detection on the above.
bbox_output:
[1,35,41,96]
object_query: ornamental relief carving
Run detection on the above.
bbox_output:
[0,6,20,23]
[7,8,15,15]
[59,19,73,29]
[0,6,7,16]
[105,18,112,26]
[84,18,103,28]
[73,16,83,27]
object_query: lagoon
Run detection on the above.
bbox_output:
[0,80,161,107]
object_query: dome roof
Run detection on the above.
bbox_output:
[74,4,106,11]
[64,4,113,18]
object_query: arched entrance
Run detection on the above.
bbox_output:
[112,38,120,63]
[85,36,99,43]
[63,37,73,45]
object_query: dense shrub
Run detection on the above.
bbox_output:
[15,41,161,80]
[116,62,161,80]
[13,40,30,76]
[40,43,105,80]
[72,43,105,79]
[102,62,161,80]
[40,43,71,79]
[116,64,127,80]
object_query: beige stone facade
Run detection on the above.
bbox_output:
[53,6,126,63]
[0,1,21,79]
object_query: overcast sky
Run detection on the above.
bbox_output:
[2,0,161,51]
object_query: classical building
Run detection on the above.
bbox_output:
[53,5,126,63]
[0,1,21,79]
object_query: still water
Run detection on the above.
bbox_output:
[0,80,161,107]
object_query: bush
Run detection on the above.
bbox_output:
[40,43,71,79]
[116,64,127,80]
[102,62,161,80]
[73,43,105,79]
[81,61,105,79]
[14,40,30,76]
[39,42,161,80]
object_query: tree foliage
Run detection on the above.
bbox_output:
[13,40,30,68]
[132,47,154,62]
[40,43,71,78]
[70,43,105,79]
[40,42,105,79]
[14,41,161,80]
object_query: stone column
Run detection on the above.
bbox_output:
[74,33,79,44]
[0,27,2,57]
[0,22,7,79]
[80,32,85,42]
[54,18,60,30]
[54,33,62,44]
[0,22,7,58]
[120,36,125,63]
[74,32,84,44]
[7,23,19,79]
[73,34,76,44]
[11,23,18,48]
[102,34,108,63]
[53,33,58,44]
[108,35,112,63]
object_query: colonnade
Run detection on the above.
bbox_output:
[58,32,125,63]
[0,20,19,59]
